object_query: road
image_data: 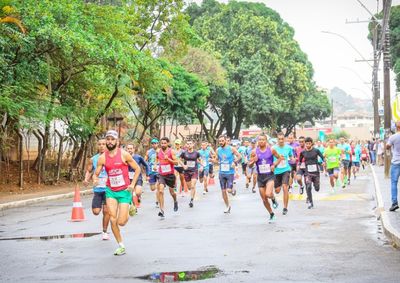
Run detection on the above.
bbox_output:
[0,168,399,283]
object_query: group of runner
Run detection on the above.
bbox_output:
[84,130,370,255]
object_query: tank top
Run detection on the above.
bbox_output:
[92,153,108,192]
[255,147,274,175]
[217,146,234,174]
[158,148,174,176]
[148,148,158,174]
[104,149,130,192]
[175,148,183,168]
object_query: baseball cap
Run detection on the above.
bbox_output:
[174,139,182,145]
[105,130,118,139]
[151,138,159,144]
[251,138,257,144]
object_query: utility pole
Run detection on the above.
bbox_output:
[372,19,380,137]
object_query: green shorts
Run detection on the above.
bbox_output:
[105,188,132,204]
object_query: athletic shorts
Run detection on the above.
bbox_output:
[327,167,340,176]
[174,166,184,174]
[305,173,320,191]
[105,188,132,204]
[341,160,350,169]
[257,174,275,188]
[246,165,256,176]
[242,163,247,173]
[158,174,176,188]
[290,163,297,172]
[219,173,234,190]
[130,177,143,187]
[199,168,209,179]
[92,191,106,209]
[296,168,306,176]
[149,173,158,185]
[209,164,214,175]
[352,161,360,167]
[274,171,290,188]
[184,170,198,182]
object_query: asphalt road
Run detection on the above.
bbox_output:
[0,169,399,283]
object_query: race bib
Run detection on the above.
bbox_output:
[329,156,337,162]
[160,164,172,174]
[221,163,230,172]
[201,160,207,167]
[300,162,306,169]
[97,177,107,187]
[361,154,367,158]
[259,164,271,174]
[352,155,356,160]
[307,164,318,172]
[187,161,196,168]
[128,171,134,180]
[109,174,125,187]
[277,160,287,168]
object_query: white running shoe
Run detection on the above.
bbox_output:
[224,206,231,214]
[102,232,110,241]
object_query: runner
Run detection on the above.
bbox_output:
[248,134,280,221]
[315,140,326,174]
[238,140,249,176]
[295,136,306,194]
[93,130,141,256]
[287,133,299,192]
[361,144,369,170]
[145,138,160,207]
[273,132,295,215]
[246,139,257,193]
[337,137,351,188]
[180,140,201,208]
[157,137,179,218]
[199,141,212,195]
[298,137,324,209]
[208,142,216,178]
[213,135,242,213]
[350,141,361,180]
[83,138,110,240]
[324,139,342,193]
[173,139,187,196]
[126,143,149,209]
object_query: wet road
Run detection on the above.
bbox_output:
[0,169,399,282]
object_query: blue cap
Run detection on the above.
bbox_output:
[251,138,257,143]
[151,138,159,144]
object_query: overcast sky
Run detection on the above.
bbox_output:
[189,0,400,99]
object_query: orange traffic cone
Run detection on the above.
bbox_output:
[208,177,215,186]
[70,185,85,222]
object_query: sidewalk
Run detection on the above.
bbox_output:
[371,164,400,248]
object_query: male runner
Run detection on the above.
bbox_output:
[180,140,201,208]
[299,137,325,209]
[145,138,160,207]
[213,135,242,213]
[199,141,212,195]
[350,141,361,180]
[173,139,187,195]
[83,138,110,240]
[238,140,249,175]
[156,137,179,217]
[287,133,299,191]
[126,144,149,208]
[324,139,342,193]
[337,137,351,188]
[273,132,294,215]
[93,130,140,256]
[246,139,257,193]
[248,134,280,221]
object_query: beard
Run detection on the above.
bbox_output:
[106,143,117,151]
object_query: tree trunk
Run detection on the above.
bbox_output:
[17,129,23,189]
[54,130,63,183]
[32,130,42,185]
[38,129,47,182]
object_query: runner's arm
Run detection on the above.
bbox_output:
[83,158,93,186]
[232,147,242,164]
[168,151,179,165]
[248,149,257,167]
[123,151,140,189]
[139,156,150,176]
[93,154,105,185]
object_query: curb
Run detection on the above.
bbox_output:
[370,164,400,249]
[0,189,93,212]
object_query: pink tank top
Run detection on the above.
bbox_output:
[104,148,130,191]
[158,148,174,176]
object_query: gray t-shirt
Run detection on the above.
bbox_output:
[388,133,400,164]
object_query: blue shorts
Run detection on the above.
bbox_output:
[219,173,234,190]
[149,173,158,185]
[199,168,209,179]
[352,161,360,167]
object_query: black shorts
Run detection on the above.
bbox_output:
[274,171,290,188]
[242,163,247,172]
[209,163,214,175]
[296,168,306,176]
[257,174,275,188]
[219,173,234,190]
[130,177,143,187]
[184,170,198,182]
[174,166,184,174]
[290,164,297,172]
[305,173,320,191]
[158,174,176,188]
[92,191,106,209]
[341,160,350,169]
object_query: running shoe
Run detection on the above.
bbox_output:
[102,232,110,241]
[288,187,292,194]
[246,183,249,189]
[347,179,351,185]
[137,198,141,208]
[129,204,137,217]
[306,197,310,204]
[155,202,159,208]
[308,203,314,209]
[232,189,237,196]
[299,186,304,195]
[158,210,165,218]
[272,198,279,209]
[389,203,399,212]
[189,200,194,208]
[114,247,126,256]
[174,201,178,212]
[252,187,256,193]
[269,213,276,222]
[203,191,206,195]
[282,208,288,215]
[224,206,231,214]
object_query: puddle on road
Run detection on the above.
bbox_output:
[0,232,100,241]
[136,266,221,282]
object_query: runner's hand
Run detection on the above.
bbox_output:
[83,180,89,187]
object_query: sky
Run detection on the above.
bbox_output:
[189,0,400,100]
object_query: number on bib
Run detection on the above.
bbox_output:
[186,161,196,168]
[307,164,318,172]
[128,171,134,180]
[361,154,367,158]
[329,156,337,162]
[160,164,172,174]
[220,163,230,172]
[109,175,125,187]
[277,160,287,169]
[258,164,271,174]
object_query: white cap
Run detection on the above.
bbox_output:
[105,130,118,139]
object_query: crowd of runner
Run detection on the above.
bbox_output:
[84,130,374,256]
